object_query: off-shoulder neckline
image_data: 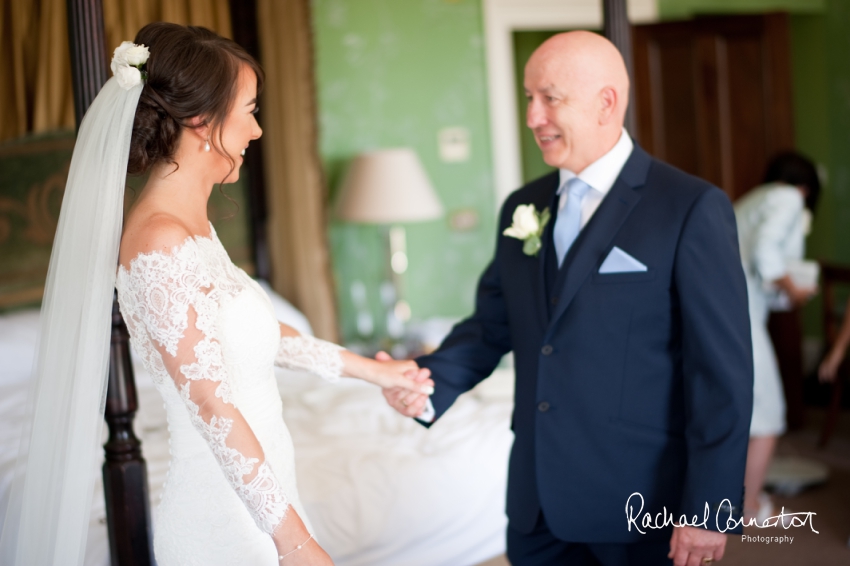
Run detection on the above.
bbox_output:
[118,222,218,275]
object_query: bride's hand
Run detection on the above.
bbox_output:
[340,351,434,394]
[371,357,434,393]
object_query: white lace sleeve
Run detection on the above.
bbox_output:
[275,335,344,382]
[117,240,289,536]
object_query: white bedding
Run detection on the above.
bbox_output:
[0,293,514,566]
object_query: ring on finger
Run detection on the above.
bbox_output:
[702,558,714,564]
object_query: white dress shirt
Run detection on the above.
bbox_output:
[556,128,634,228]
[417,129,634,423]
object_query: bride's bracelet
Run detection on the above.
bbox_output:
[279,533,314,561]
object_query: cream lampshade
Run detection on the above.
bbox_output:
[335,148,443,339]
[335,148,444,223]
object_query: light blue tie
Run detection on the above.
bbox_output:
[553,177,592,267]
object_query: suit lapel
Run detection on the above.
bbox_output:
[546,146,652,333]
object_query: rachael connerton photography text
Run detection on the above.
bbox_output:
[625,492,819,534]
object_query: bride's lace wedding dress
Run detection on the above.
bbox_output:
[116,224,342,565]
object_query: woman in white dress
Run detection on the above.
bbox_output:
[117,23,438,565]
[733,152,821,523]
[0,23,433,566]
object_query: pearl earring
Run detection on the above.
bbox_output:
[204,140,211,152]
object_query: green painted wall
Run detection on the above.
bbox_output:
[789,13,831,335]
[822,0,850,265]
[313,0,496,342]
[798,0,850,338]
[659,0,824,19]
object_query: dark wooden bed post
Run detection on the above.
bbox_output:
[103,291,154,565]
[66,0,154,564]
[602,0,637,138]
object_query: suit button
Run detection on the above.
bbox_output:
[541,345,553,355]
[551,297,558,305]
[538,402,550,412]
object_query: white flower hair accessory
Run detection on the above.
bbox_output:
[503,204,551,257]
[111,41,150,90]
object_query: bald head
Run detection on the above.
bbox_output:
[524,31,630,173]
[530,31,630,114]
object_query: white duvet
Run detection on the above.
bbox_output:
[0,297,514,566]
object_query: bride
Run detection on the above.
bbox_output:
[1,22,432,566]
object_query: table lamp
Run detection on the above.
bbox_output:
[335,148,444,338]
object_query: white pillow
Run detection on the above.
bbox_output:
[255,279,314,337]
[0,308,41,385]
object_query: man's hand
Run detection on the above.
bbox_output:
[376,351,431,418]
[668,526,726,566]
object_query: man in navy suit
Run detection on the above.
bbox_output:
[383,31,752,565]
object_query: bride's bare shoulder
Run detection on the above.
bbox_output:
[119,213,194,269]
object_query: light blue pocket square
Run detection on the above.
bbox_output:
[599,246,648,274]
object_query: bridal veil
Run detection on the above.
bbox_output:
[0,77,142,565]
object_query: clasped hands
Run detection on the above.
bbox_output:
[372,351,433,418]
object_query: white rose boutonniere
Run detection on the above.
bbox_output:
[111,41,150,90]
[503,204,551,256]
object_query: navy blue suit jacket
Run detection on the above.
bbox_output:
[417,145,753,543]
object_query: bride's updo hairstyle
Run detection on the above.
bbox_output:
[127,22,264,175]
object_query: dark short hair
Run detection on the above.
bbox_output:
[762,151,821,212]
[127,23,264,176]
